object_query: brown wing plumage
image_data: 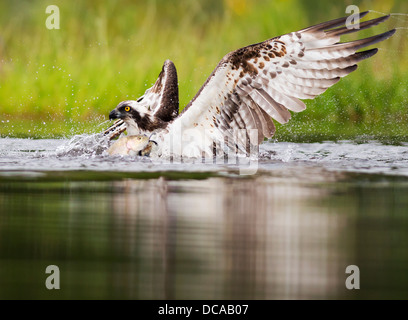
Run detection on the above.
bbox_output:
[104,60,179,140]
[166,12,395,156]
[150,59,179,122]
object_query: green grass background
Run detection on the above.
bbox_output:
[0,0,407,141]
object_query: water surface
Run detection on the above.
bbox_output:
[0,137,407,299]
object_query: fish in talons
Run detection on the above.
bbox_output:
[107,134,158,156]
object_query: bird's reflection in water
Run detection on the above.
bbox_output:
[107,174,350,299]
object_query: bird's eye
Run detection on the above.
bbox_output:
[124,106,130,112]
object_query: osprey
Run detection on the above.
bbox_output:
[105,12,395,158]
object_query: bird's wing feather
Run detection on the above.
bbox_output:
[138,59,179,122]
[103,60,179,140]
[164,12,395,157]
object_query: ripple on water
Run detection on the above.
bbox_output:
[1,137,408,178]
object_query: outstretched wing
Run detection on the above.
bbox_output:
[165,12,395,157]
[137,59,180,122]
[104,60,179,140]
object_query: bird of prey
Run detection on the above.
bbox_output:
[105,11,395,158]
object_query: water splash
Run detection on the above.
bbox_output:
[55,133,110,156]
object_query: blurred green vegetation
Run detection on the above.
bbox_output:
[0,0,407,140]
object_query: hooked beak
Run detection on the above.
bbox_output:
[109,109,122,120]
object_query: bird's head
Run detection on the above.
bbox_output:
[109,100,158,135]
[109,100,151,122]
